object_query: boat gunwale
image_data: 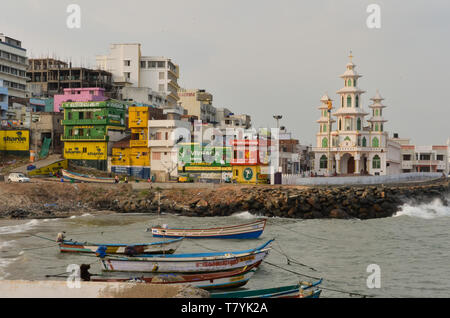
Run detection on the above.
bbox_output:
[101,247,271,262]
[151,219,266,232]
[60,237,183,247]
[91,263,260,284]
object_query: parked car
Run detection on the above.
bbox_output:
[7,173,30,183]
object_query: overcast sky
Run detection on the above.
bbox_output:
[1,0,449,145]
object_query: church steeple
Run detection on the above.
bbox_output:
[367,90,387,132]
[316,93,335,134]
[333,52,368,132]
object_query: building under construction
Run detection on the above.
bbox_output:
[27,58,115,97]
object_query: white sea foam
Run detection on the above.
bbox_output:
[0,219,40,235]
[0,240,17,280]
[231,211,259,220]
[394,197,450,219]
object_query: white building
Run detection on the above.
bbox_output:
[178,88,216,123]
[121,86,168,108]
[148,108,192,182]
[398,143,449,174]
[215,107,251,130]
[313,53,401,176]
[0,33,28,98]
[96,43,180,106]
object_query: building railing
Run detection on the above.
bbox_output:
[61,119,108,125]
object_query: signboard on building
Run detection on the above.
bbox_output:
[64,141,107,160]
[0,130,30,151]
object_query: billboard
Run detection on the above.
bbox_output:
[0,130,30,151]
[64,141,107,160]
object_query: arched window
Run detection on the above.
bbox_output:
[339,119,342,130]
[323,124,327,132]
[375,109,379,116]
[320,155,328,169]
[355,95,359,107]
[345,118,351,131]
[362,137,367,147]
[347,79,352,87]
[357,118,361,130]
[372,137,379,148]
[322,137,328,148]
[375,123,379,131]
[372,155,381,169]
[341,96,344,107]
[380,124,384,131]
[347,95,352,107]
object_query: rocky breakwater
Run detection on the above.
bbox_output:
[107,179,450,220]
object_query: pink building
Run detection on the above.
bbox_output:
[53,88,108,112]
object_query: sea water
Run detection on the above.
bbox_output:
[0,195,449,298]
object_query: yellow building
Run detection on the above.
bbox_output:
[232,165,269,184]
[111,106,151,179]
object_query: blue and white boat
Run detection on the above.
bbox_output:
[97,240,273,273]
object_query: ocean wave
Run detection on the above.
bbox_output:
[230,211,262,220]
[394,197,450,219]
[0,219,41,235]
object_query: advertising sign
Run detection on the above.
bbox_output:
[0,130,30,151]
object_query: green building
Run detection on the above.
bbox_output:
[177,143,233,182]
[61,100,126,170]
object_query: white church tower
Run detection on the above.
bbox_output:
[313,52,396,176]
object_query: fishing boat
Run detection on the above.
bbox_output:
[90,263,260,290]
[150,219,267,239]
[59,237,183,255]
[61,169,115,183]
[210,279,323,298]
[98,239,273,273]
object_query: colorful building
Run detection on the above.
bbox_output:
[110,106,151,179]
[54,88,108,112]
[61,100,126,170]
[177,142,232,182]
[231,139,270,184]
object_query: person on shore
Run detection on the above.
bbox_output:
[124,176,128,184]
[114,175,119,184]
